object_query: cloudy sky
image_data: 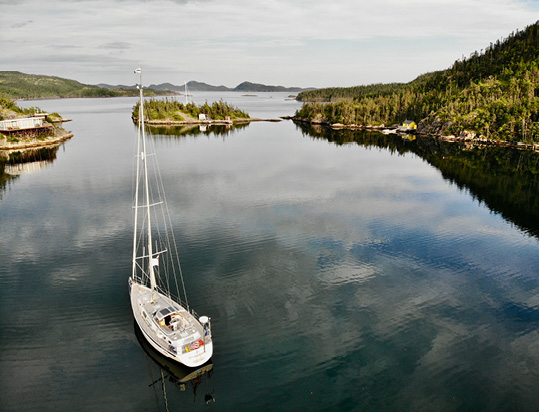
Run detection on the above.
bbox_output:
[1,0,539,88]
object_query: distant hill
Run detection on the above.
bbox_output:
[149,80,313,93]
[233,81,310,92]
[182,81,232,92]
[95,83,137,90]
[0,72,172,100]
[147,82,185,92]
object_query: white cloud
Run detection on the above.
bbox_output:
[1,0,538,87]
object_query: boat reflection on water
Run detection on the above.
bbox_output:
[134,322,215,405]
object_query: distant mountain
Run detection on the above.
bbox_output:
[96,83,137,90]
[233,81,308,92]
[148,80,313,93]
[99,80,311,93]
[147,83,185,92]
[184,81,232,92]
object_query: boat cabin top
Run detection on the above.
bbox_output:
[155,306,180,321]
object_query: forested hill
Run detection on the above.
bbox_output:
[295,21,539,143]
[0,71,171,99]
[297,82,406,102]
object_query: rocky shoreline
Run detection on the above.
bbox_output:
[290,117,539,152]
[0,129,74,151]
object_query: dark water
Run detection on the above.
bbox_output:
[1,94,539,412]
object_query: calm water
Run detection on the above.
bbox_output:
[2,94,539,412]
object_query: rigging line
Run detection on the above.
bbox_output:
[147,129,188,308]
[135,249,168,260]
[145,353,160,409]
[139,116,187,309]
[161,369,170,412]
[132,201,164,208]
[156,172,188,308]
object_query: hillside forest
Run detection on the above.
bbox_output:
[295,21,539,143]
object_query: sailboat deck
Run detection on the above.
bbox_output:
[145,302,198,338]
[134,283,203,345]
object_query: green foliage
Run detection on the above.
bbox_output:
[297,82,405,102]
[295,21,539,143]
[0,98,48,122]
[5,135,19,143]
[0,98,20,113]
[132,98,250,121]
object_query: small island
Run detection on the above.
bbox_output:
[0,98,73,151]
[132,98,279,126]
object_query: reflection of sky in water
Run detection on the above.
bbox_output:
[2,97,539,411]
[152,122,539,409]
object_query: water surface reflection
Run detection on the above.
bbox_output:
[1,98,538,412]
[0,146,61,197]
[296,122,539,238]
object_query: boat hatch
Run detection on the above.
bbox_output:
[156,306,178,321]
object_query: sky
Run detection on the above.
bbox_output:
[1,0,539,89]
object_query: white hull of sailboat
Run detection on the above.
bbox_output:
[130,280,213,368]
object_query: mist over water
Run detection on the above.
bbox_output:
[1,95,539,411]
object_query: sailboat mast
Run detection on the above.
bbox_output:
[132,92,141,280]
[137,69,157,295]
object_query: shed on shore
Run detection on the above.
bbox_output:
[402,120,417,130]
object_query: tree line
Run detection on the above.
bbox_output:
[132,98,250,122]
[295,21,539,143]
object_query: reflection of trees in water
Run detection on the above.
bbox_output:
[1,146,59,165]
[0,146,60,198]
[147,123,249,139]
[0,162,19,199]
[296,122,539,239]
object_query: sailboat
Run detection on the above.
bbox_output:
[129,68,213,368]
[134,321,215,404]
